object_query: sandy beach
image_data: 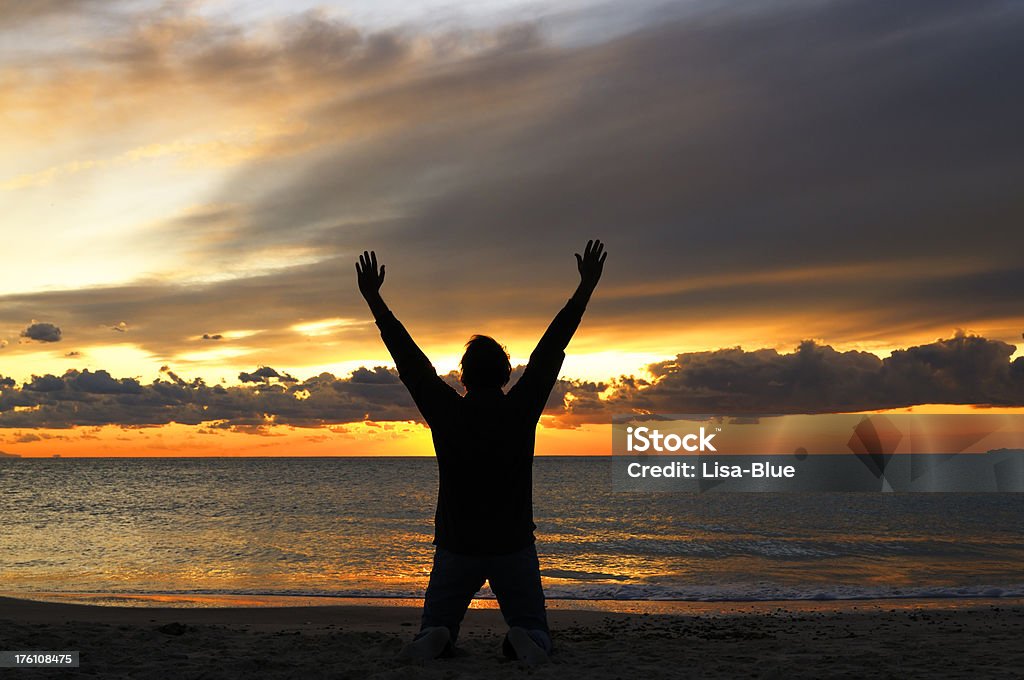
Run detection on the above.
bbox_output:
[2,596,1023,679]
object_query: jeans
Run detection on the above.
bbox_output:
[419,543,552,657]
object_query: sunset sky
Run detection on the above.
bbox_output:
[1,0,1023,456]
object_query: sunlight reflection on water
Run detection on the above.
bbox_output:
[2,457,1023,602]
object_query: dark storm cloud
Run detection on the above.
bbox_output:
[349,366,403,385]
[200,0,1024,294]
[238,366,297,384]
[115,0,1024,347]
[1,333,1021,430]
[593,332,1024,417]
[20,322,62,343]
[0,365,420,429]
[70,370,142,395]
[24,374,68,392]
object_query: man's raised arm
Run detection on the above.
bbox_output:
[355,250,438,392]
[533,239,608,356]
[511,240,607,416]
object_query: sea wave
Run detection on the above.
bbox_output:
[25,583,1022,604]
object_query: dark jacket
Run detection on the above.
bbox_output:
[374,298,586,555]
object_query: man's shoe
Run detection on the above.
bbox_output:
[397,626,451,661]
[506,626,550,666]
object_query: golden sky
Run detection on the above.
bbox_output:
[1,1,1023,456]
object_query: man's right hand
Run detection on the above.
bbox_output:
[356,250,386,300]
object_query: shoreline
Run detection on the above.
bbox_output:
[4,591,1024,615]
[3,595,1022,677]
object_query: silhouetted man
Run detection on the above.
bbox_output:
[356,240,607,664]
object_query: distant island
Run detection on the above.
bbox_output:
[0,450,21,458]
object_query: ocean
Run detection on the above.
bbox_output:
[2,457,1022,603]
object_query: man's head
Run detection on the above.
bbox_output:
[460,335,511,391]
